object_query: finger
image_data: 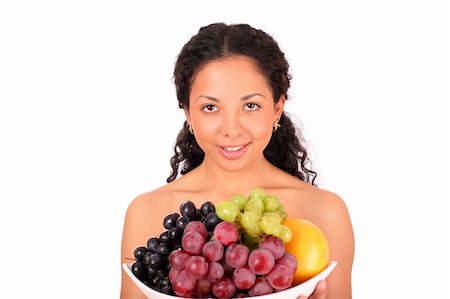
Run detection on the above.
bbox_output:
[297,296,308,299]
[311,280,327,299]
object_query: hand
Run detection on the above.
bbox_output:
[297,280,327,299]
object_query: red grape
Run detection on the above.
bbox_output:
[183,220,208,239]
[221,259,234,277]
[248,277,273,296]
[182,231,205,255]
[168,249,191,270]
[185,255,209,280]
[213,221,239,246]
[232,266,256,290]
[266,263,294,290]
[207,261,224,283]
[202,240,224,262]
[172,269,196,296]
[276,252,298,274]
[212,277,236,298]
[225,243,250,268]
[248,248,275,275]
[168,267,180,283]
[260,236,285,259]
[195,278,212,297]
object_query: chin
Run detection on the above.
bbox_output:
[218,162,249,173]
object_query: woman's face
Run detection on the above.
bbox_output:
[185,56,285,172]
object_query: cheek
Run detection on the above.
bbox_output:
[252,125,273,147]
[249,114,274,140]
[193,117,220,141]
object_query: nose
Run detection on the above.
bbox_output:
[220,111,243,138]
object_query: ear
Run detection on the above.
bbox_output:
[274,95,286,120]
[183,108,192,126]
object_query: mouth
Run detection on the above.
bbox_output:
[221,145,245,151]
[217,143,251,160]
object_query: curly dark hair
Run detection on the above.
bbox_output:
[167,22,317,185]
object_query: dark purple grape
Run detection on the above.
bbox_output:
[147,267,156,280]
[195,208,203,220]
[147,237,159,252]
[204,212,222,231]
[180,201,197,219]
[157,243,170,256]
[176,216,190,230]
[134,246,148,261]
[169,226,182,241]
[143,252,151,264]
[201,201,215,216]
[173,243,182,250]
[148,253,164,269]
[156,269,165,278]
[132,261,147,282]
[163,213,180,229]
[159,230,170,243]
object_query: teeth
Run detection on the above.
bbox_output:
[223,145,244,152]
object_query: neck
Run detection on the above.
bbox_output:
[195,155,274,197]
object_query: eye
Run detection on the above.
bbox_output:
[244,103,260,111]
[202,104,218,113]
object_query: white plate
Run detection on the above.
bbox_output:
[123,261,337,298]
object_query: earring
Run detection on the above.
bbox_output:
[188,124,194,134]
[273,119,281,132]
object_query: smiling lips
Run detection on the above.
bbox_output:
[218,143,250,160]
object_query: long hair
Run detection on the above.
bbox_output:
[167,23,317,185]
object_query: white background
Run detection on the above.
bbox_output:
[1,0,449,298]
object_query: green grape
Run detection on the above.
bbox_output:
[263,195,280,212]
[259,215,281,236]
[216,200,239,222]
[262,212,283,224]
[277,203,286,211]
[231,194,248,211]
[249,188,266,200]
[245,197,264,218]
[278,225,292,243]
[239,211,262,237]
[241,231,261,251]
[275,205,288,222]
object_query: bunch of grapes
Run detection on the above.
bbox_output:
[216,188,292,247]
[130,188,298,298]
[130,201,221,295]
[169,220,298,297]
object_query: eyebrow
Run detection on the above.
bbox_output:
[195,93,266,102]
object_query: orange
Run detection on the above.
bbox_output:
[283,219,329,284]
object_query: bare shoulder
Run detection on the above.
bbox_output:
[279,176,350,225]
[302,185,354,298]
[120,184,177,299]
[277,176,354,297]
[284,180,353,252]
[308,186,351,224]
[125,185,171,216]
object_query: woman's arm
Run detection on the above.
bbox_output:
[120,193,157,299]
[317,191,355,299]
[298,191,354,299]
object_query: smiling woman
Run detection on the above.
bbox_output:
[121,23,354,299]
[184,57,282,172]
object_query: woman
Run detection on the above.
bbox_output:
[121,23,354,299]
